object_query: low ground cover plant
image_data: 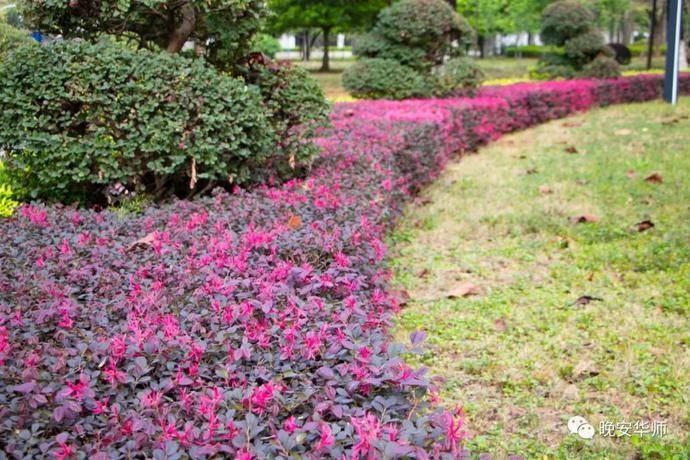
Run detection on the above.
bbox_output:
[1,74,689,458]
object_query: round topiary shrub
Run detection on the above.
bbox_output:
[371,0,474,69]
[581,55,621,79]
[564,30,610,66]
[353,32,428,70]
[239,53,330,181]
[0,23,33,61]
[343,58,431,100]
[348,0,477,100]
[0,40,275,203]
[537,0,620,79]
[541,1,595,46]
[433,57,485,97]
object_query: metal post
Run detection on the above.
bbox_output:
[664,0,684,104]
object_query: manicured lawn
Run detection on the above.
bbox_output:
[475,57,537,79]
[390,100,690,458]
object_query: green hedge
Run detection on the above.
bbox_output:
[0,23,33,61]
[505,45,560,58]
[0,41,275,202]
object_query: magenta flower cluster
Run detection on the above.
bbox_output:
[1,75,688,459]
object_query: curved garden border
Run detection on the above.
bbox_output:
[0,74,689,458]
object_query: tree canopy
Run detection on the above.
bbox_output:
[21,0,265,56]
[267,0,387,70]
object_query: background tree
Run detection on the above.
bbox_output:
[20,0,265,57]
[344,0,480,100]
[267,0,387,71]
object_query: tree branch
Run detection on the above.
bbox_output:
[166,1,196,53]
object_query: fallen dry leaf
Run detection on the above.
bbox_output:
[635,220,655,233]
[494,318,507,332]
[416,268,430,278]
[446,282,480,299]
[391,289,411,307]
[644,172,664,184]
[127,232,156,252]
[564,146,579,154]
[572,295,604,306]
[563,384,579,400]
[526,168,538,175]
[570,214,600,224]
[573,359,600,380]
[563,121,583,128]
[615,128,632,136]
[287,214,302,230]
[539,185,553,194]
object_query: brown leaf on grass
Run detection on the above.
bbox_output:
[635,220,655,232]
[615,128,632,136]
[573,359,600,379]
[446,282,480,299]
[563,121,583,128]
[287,214,302,230]
[416,268,430,278]
[661,117,680,126]
[572,295,603,306]
[570,214,600,224]
[494,318,507,332]
[564,146,579,154]
[644,172,664,184]
[391,289,411,307]
[414,196,433,206]
[539,185,553,194]
[127,232,155,252]
[526,168,538,175]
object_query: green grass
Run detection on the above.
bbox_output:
[390,100,690,459]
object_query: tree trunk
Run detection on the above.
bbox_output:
[648,0,658,69]
[654,1,667,56]
[621,10,634,45]
[321,27,331,72]
[166,2,196,53]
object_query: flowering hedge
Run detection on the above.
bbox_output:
[1,75,689,459]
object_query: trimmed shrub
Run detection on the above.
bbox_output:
[433,57,485,97]
[581,55,621,78]
[348,0,477,100]
[538,0,620,79]
[371,0,474,68]
[505,45,555,58]
[353,32,428,70]
[0,23,32,61]
[0,41,274,203]
[250,33,281,58]
[343,58,431,100]
[564,30,610,66]
[541,1,595,46]
[607,43,632,65]
[239,53,330,181]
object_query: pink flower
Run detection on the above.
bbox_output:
[283,416,297,434]
[315,422,335,451]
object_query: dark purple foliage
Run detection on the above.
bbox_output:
[1,75,688,459]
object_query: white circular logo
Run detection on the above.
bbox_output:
[568,416,595,439]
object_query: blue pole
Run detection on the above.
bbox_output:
[663,0,683,104]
